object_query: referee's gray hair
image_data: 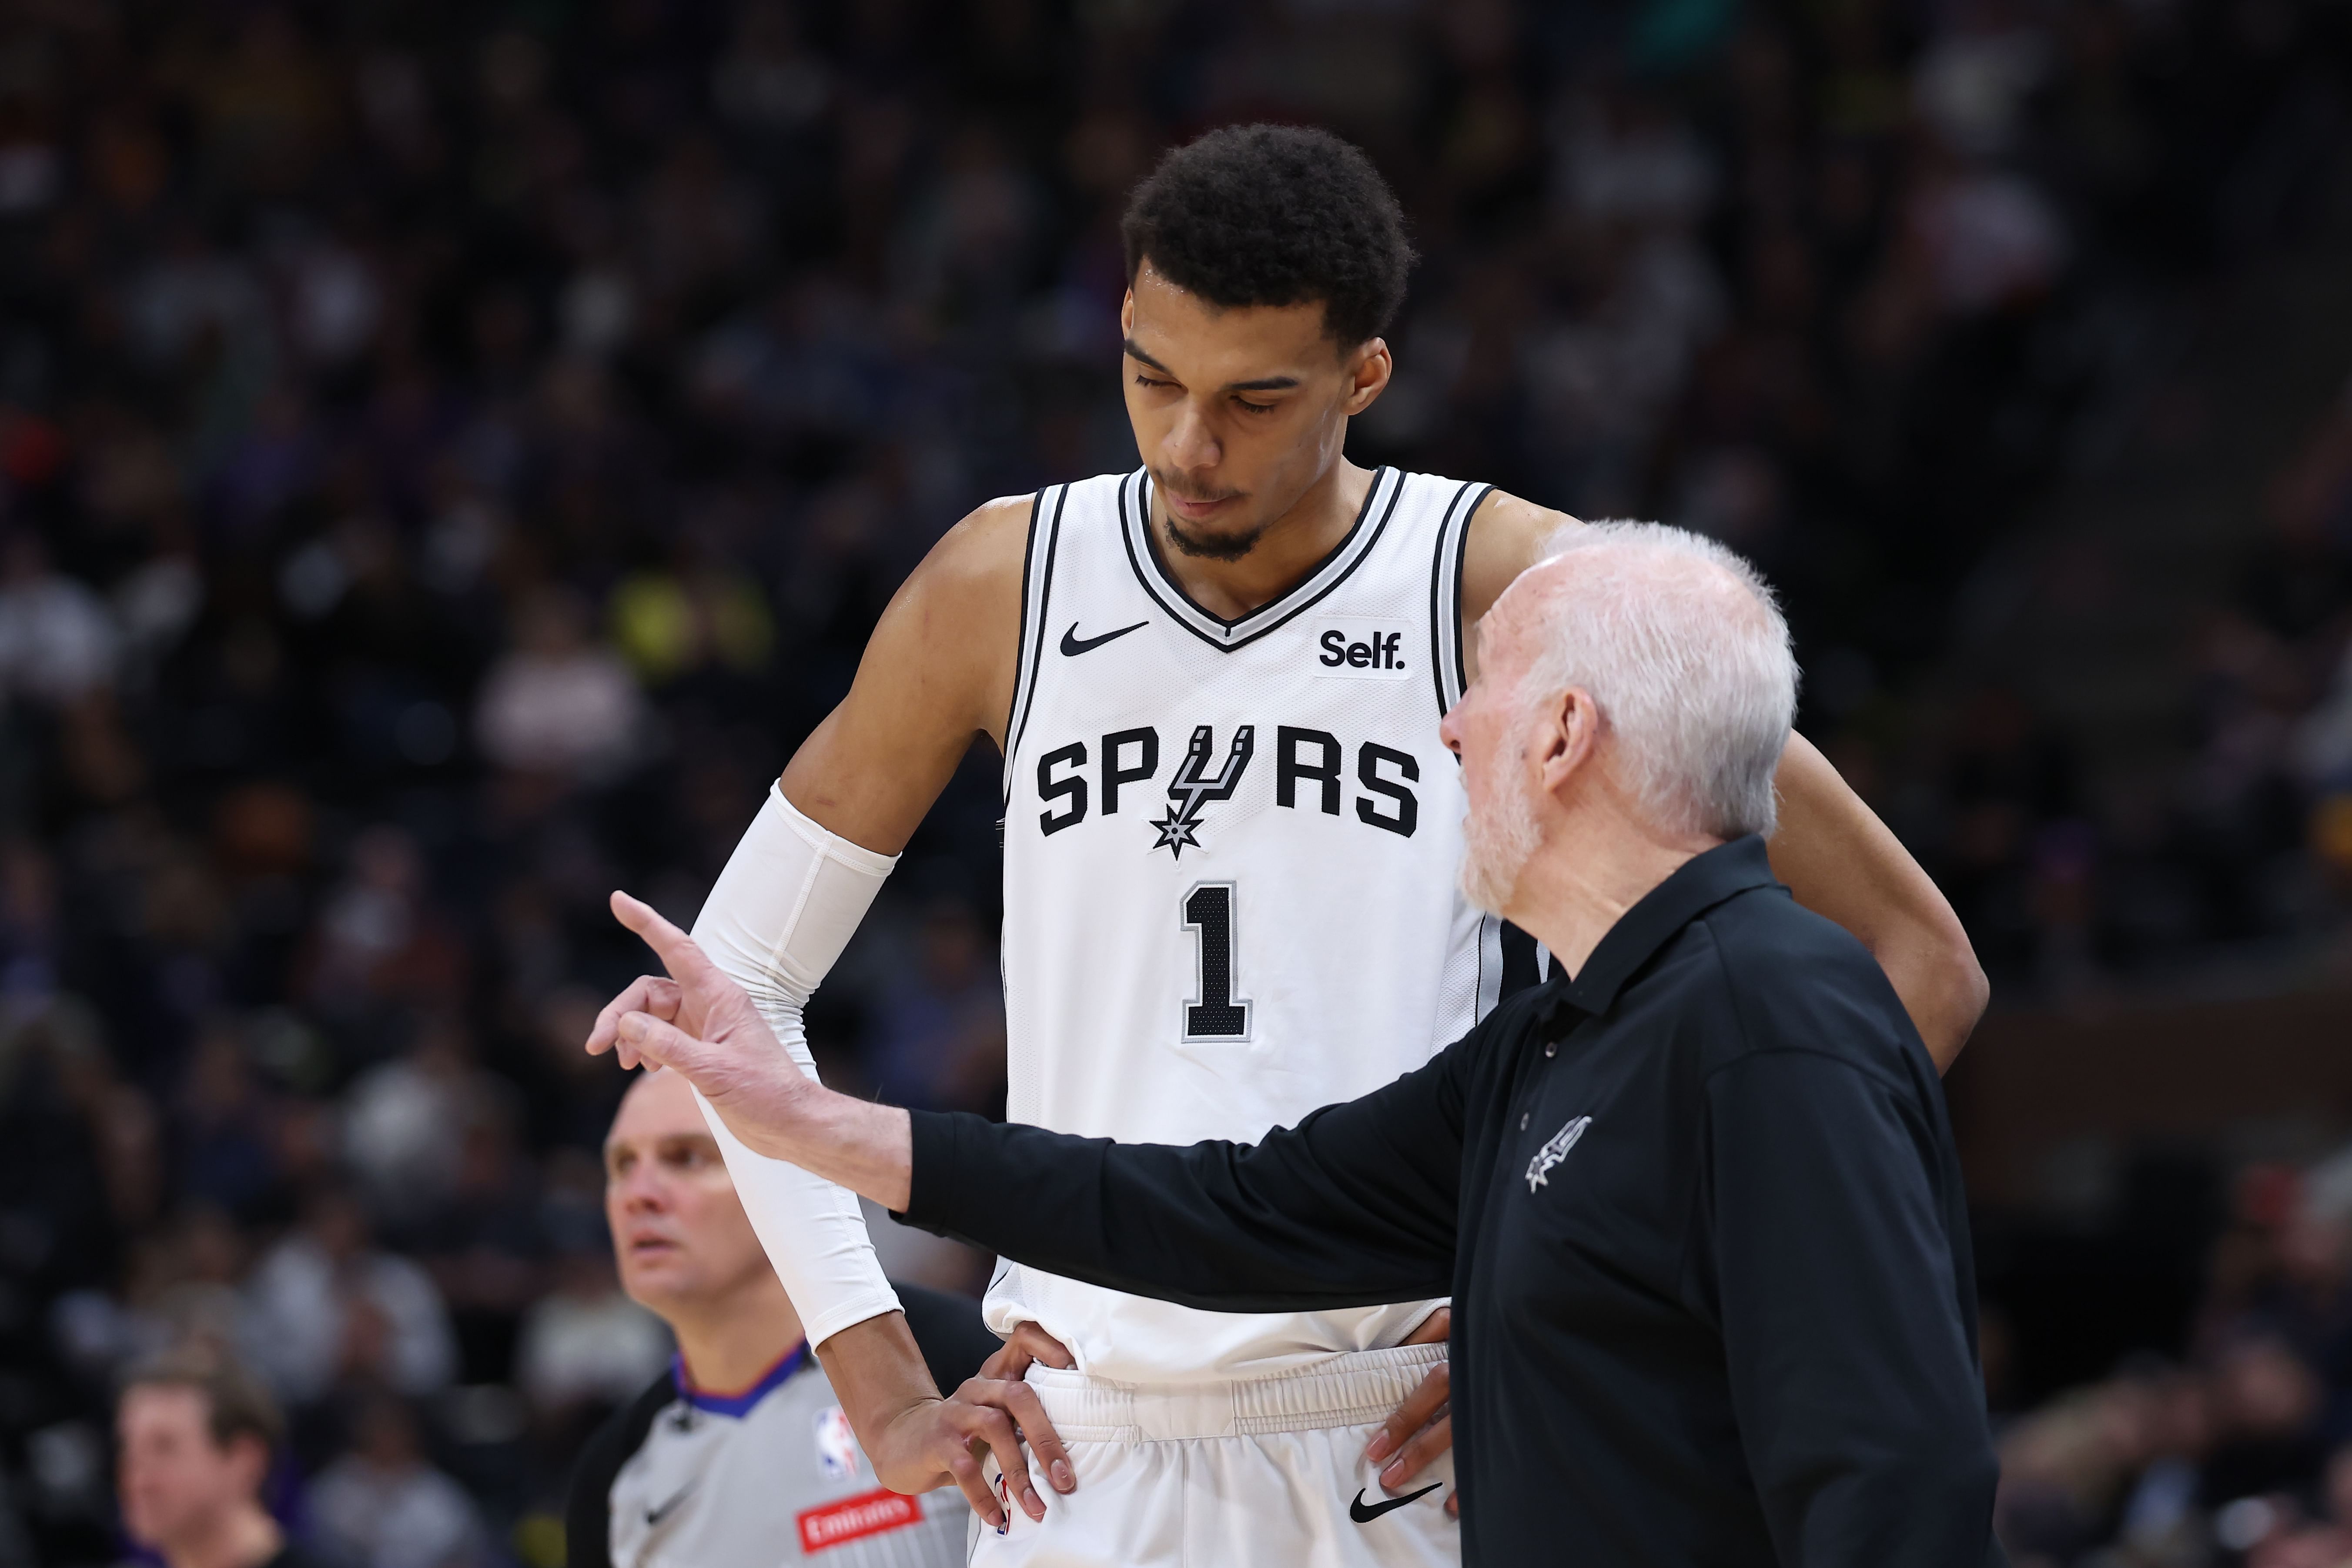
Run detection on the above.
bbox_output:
[1516,521,1797,839]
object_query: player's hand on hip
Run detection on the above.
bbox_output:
[980,1321,1076,1382]
[869,1377,1077,1529]
[1368,1307,1458,1518]
[588,891,810,1140]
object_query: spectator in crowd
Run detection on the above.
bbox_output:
[1990,1148,2352,1567]
[513,1242,670,1421]
[115,1354,327,1568]
[306,1392,492,1568]
[474,586,651,784]
[240,1185,455,1408]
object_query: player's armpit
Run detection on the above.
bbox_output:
[780,493,1033,854]
[1765,735,1989,1070]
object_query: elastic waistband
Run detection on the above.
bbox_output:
[1025,1344,1444,1443]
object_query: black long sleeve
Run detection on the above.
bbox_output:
[1701,1051,2001,1568]
[900,1031,1476,1311]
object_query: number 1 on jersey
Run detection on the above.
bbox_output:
[1180,882,1251,1042]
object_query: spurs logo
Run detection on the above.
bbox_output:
[1526,1115,1591,1193]
[1151,725,1255,858]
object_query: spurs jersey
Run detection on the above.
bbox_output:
[991,466,1506,1382]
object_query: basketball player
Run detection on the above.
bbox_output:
[587,124,1987,1564]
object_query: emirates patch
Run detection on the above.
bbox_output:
[796,1488,922,1553]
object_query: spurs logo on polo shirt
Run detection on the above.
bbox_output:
[1526,1116,1591,1193]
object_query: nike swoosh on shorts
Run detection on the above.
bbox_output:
[1349,1483,1442,1523]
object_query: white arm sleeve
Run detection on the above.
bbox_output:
[689,782,902,1348]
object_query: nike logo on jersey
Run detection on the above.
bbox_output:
[1060,620,1148,656]
[1350,1483,1442,1522]
[644,1484,695,1528]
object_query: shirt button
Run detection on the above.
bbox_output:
[1545,1042,1557,1057]
[1520,1113,1529,1130]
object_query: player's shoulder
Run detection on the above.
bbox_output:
[1458,487,1581,628]
[927,491,1037,574]
[916,472,1130,592]
[886,493,1037,639]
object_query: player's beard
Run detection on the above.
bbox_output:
[1152,470,1262,561]
[1461,754,1545,917]
[1162,508,1269,562]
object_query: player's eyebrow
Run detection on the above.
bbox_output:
[1123,337,1301,393]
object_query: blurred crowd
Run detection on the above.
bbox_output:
[1992,1146,2352,1568]
[0,0,2347,1565]
[1922,374,2352,999]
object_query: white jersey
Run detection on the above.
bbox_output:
[991,466,1506,1382]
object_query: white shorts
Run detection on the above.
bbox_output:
[970,1344,1459,1568]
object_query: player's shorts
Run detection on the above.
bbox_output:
[970,1343,1458,1568]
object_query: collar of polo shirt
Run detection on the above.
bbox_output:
[1533,835,1784,1030]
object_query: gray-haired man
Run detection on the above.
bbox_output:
[592,525,2004,1568]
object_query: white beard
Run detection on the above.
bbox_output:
[1460,757,1543,917]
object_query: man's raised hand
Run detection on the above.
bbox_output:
[585,891,812,1151]
[588,890,914,1209]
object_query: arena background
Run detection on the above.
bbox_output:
[1,1,2350,1564]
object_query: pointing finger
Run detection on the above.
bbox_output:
[609,891,723,989]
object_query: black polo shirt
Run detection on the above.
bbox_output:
[900,836,2003,1568]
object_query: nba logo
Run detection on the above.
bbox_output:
[814,1406,861,1481]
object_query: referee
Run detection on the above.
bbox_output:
[566,1067,1000,1568]
[597,524,2005,1568]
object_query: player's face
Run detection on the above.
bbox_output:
[117,1386,258,1552]
[1121,261,1391,559]
[604,1069,771,1314]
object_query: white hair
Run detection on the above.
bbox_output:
[1512,521,1797,839]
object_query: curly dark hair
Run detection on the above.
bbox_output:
[1121,124,1414,348]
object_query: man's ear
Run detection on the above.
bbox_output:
[1120,290,1136,336]
[1341,338,1392,416]
[1537,688,1601,798]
